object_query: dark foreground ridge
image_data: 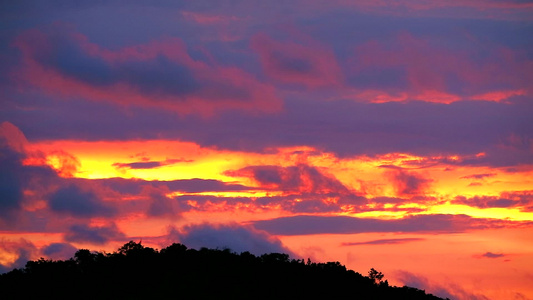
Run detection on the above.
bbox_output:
[0,241,447,299]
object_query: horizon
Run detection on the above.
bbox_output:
[1,1,532,299]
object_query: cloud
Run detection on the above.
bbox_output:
[348,32,532,103]
[94,177,253,195]
[0,122,29,218]
[0,122,58,221]
[112,158,193,170]
[48,185,116,217]
[181,10,242,25]
[341,238,425,246]
[13,24,282,116]
[174,192,365,214]
[64,223,125,245]
[395,270,490,300]
[142,186,178,217]
[252,214,532,235]
[0,239,37,274]
[475,252,506,259]
[173,194,253,212]
[0,147,25,220]
[319,0,533,20]
[225,164,352,195]
[41,243,78,260]
[43,150,81,177]
[168,223,294,256]
[0,121,29,152]
[454,191,533,209]
[6,93,531,168]
[387,169,432,196]
[460,173,496,180]
[251,32,343,88]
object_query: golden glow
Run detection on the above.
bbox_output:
[351,210,409,219]
[426,202,533,221]
[23,139,533,222]
[168,190,283,198]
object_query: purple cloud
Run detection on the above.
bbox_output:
[479,252,506,259]
[454,192,533,209]
[12,24,282,116]
[252,214,532,235]
[460,173,496,180]
[169,223,294,256]
[41,243,78,260]
[112,158,193,170]
[4,95,531,169]
[225,164,352,195]
[48,185,116,218]
[341,238,425,246]
[64,223,125,245]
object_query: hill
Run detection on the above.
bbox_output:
[0,241,447,299]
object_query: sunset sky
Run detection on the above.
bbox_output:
[1,1,532,299]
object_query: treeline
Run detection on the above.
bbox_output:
[0,241,447,299]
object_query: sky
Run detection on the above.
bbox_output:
[1,1,532,299]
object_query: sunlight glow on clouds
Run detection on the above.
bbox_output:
[1,1,532,299]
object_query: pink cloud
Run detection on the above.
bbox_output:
[349,32,532,103]
[470,89,526,102]
[251,33,343,88]
[12,24,282,116]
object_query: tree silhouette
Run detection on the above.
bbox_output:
[368,267,385,284]
[0,241,448,300]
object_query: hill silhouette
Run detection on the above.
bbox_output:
[0,241,448,299]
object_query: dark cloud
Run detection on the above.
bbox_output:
[145,187,177,217]
[250,33,342,88]
[112,158,193,170]
[0,147,24,220]
[169,223,294,256]
[12,24,282,115]
[41,243,78,260]
[88,177,252,196]
[387,170,432,196]
[252,214,532,235]
[163,179,252,193]
[19,28,197,97]
[7,94,531,169]
[48,185,116,217]
[113,161,164,169]
[0,122,58,221]
[454,192,533,209]
[225,164,352,195]
[460,173,496,180]
[479,252,505,259]
[64,224,125,245]
[341,238,425,246]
